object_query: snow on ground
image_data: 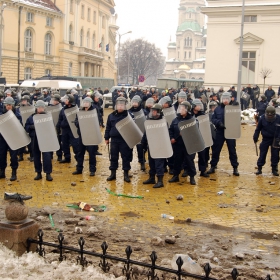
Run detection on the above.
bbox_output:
[0,244,122,280]
[241,108,257,124]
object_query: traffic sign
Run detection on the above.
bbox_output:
[138,75,145,83]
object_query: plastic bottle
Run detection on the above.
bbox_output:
[161,214,174,220]
[85,216,95,221]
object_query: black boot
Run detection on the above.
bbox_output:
[0,169,5,179]
[182,169,188,177]
[164,167,168,173]
[10,169,17,181]
[57,156,62,162]
[96,151,102,156]
[200,171,209,178]
[255,166,262,175]
[207,167,215,174]
[143,174,155,184]
[272,167,279,176]
[124,170,131,183]
[233,167,240,176]
[72,170,82,175]
[107,170,116,181]
[140,162,146,171]
[168,175,179,183]
[46,173,53,181]
[18,155,24,162]
[90,171,95,176]
[60,158,71,163]
[190,176,196,185]
[169,169,174,175]
[153,176,164,188]
[28,157,34,162]
[34,172,42,180]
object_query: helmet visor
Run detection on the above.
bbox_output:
[177,104,188,115]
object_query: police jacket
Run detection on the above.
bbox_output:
[0,107,22,123]
[93,100,103,121]
[30,93,43,104]
[211,104,227,130]
[265,89,275,100]
[129,106,142,118]
[192,110,205,118]
[104,110,130,140]
[173,101,179,112]
[56,104,77,130]
[25,112,46,138]
[253,114,280,141]
[256,101,268,116]
[169,114,194,145]
[143,107,150,117]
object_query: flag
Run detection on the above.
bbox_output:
[99,42,102,48]
[106,44,109,52]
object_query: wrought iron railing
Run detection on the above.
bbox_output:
[27,229,272,280]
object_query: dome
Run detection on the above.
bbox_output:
[177,21,201,32]
[178,64,191,70]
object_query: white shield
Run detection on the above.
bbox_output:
[144,119,173,159]
[77,109,102,146]
[178,118,205,154]
[45,104,62,126]
[224,105,241,139]
[197,114,213,148]
[162,107,177,127]
[240,91,250,102]
[19,106,35,127]
[133,110,146,133]
[276,107,280,115]
[0,110,31,150]
[64,105,79,138]
[116,115,143,149]
[33,113,60,152]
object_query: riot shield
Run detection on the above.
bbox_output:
[144,119,173,159]
[224,105,241,139]
[272,124,280,149]
[0,110,31,150]
[133,110,146,133]
[197,114,213,148]
[253,89,260,99]
[162,107,177,127]
[240,91,250,102]
[116,114,143,149]
[33,113,60,152]
[64,105,79,138]
[45,104,62,126]
[276,107,280,115]
[77,109,102,146]
[178,118,205,154]
[19,106,35,127]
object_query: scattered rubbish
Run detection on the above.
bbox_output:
[171,254,203,275]
[165,236,176,244]
[236,253,245,260]
[161,214,174,220]
[217,191,224,195]
[66,203,106,212]
[71,182,76,186]
[53,192,60,196]
[105,188,144,199]
[176,195,183,200]
[85,216,95,221]
[151,236,164,246]
[270,182,275,185]
[186,218,192,223]
[146,190,149,192]
[273,235,278,239]
[48,214,60,232]
[210,178,216,181]
[166,199,170,204]
[74,227,83,234]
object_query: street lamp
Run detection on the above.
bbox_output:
[117,30,132,84]
[0,3,7,77]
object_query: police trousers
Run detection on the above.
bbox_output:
[257,137,279,168]
[0,134,18,170]
[147,149,165,176]
[61,128,79,161]
[76,138,97,172]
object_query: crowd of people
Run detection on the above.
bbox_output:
[0,83,279,186]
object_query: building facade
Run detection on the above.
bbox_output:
[162,0,207,80]
[1,0,118,84]
[201,0,280,92]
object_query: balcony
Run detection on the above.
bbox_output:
[79,47,104,61]
[45,55,54,61]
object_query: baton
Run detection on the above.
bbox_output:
[255,142,258,157]
[107,143,111,160]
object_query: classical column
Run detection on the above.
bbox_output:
[99,65,101,77]
[88,63,91,77]
[81,62,85,76]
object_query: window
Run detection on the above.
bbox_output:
[92,33,95,49]
[244,15,257,22]
[68,62,72,76]
[70,0,73,13]
[24,67,32,79]
[184,37,192,47]
[46,17,52,27]
[87,8,91,21]
[80,29,83,47]
[86,31,89,48]
[24,29,32,52]
[69,24,73,41]
[81,5,84,18]
[45,33,52,55]
[27,12,33,22]
[93,11,96,24]
[45,69,51,76]
[242,51,256,84]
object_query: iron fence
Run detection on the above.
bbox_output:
[27,229,272,280]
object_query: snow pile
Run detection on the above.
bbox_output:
[0,244,122,280]
[241,108,256,124]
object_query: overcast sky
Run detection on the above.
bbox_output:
[114,0,180,57]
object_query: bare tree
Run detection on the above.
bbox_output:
[260,68,272,93]
[118,38,165,85]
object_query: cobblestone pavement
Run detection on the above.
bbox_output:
[1,109,279,237]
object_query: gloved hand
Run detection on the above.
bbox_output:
[56,128,61,135]
[253,138,258,143]
[29,125,35,130]
[219,122,226,129]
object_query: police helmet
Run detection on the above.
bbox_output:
[180,101,192,112]
[192,99,204,111]
[151,103,162,111]
[131,95,142,106]
[271,98,278,105]
[260,95,267,101]
[53,93,61,102]
[64,94,75,104]
[21,95,30,101]
[159,96,172,106]
[178,91,187,99]
[83,97,93,104]
[35,100,46,108]
[266,106,276,116]
[150,104,162,119]
[209,101,218,108]
[116,96,127,103]
[22,90,30,97]
[145,97,155,108]
[3,97,15,105]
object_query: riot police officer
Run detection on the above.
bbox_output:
[256,95,268,118]
[143,98,155,116]
[141,104,165,188]
[104,97,133,182]
[173,91,187,111]
[56,94,79,163]
[25,100,53,181]
[207,92,239,176]
[0,97,22,181]
[253,106,280,176]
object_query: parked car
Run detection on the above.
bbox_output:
[103,85,132,108]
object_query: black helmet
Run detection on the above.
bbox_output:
[21,95,30,101]
[260,95,267,101]
[150,103,162,119]
[192,99,204,111]
[271,98,278,105]
[180,101,192,112]
[265,106,276,122]
[53,93,61,102]
[151,103,162,111]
